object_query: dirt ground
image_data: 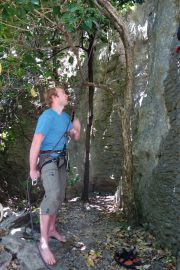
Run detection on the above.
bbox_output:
[0,193,176,270]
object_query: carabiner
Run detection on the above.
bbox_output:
[32,178,38,186]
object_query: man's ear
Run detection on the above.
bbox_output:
[51,94,56,103]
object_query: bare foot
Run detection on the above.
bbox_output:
[38,243,56,265]
[49,230,67,243]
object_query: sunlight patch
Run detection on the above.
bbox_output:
[10,228,22,235]
[69,197,80,202]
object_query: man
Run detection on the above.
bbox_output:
[29,87,81,265]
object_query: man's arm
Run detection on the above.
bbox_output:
[68,118,81,141]
[29,133,44,180]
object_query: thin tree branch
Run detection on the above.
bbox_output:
[0,21,30,32]
[84,81,113,93]
[33,9,56,26]
[69,81,115,96]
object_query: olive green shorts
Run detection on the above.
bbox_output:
[39,156,67,215]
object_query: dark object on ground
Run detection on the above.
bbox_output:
[176,46,180,53]
[114,247,142,269]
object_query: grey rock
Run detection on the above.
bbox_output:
[2,235,25,253]
[0,251,12,268]
[18,243,44,269]
[131,0,180,252]
[150,262,164,270]
[102,250,112,262]
[0,210,30,231]
[176,251,180,270]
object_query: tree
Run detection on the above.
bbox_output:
[81,34,95,201]
[92,0,138,221]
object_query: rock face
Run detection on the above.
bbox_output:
[70,37,124,193]
[91,40,124,192]
[131,0,180,251]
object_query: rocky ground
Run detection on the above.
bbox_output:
[0,193,177,270]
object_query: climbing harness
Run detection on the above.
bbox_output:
[39,150,67,171]
[38,111,75,174]
[0,203,3,222]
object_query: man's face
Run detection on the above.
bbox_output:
[55,88,68,106]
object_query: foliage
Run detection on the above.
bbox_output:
[0,0,145,87]
[110,0,144,9]
[67,166,80,187]
[0,0,142,145]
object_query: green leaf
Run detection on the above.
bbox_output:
[31,65,40,73]
[84,19,93,29]
[2,8,9,20]
[67,4,81,12]
[14,7,27,19]
[15,68,26,78]
[68,56,74,64]
[7,7,15,16]
[43,71,52,78]
[60,12,73,22]
[86,7,96,15]
[82,21,94,33]
[16,0,26,3]
[23,54,36,63]
[30,0,39,5]
[66,25,74,33]
[53,6,61,15]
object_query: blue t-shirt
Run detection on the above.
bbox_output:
[35,108,74,151]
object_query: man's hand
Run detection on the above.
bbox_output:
[73,118,81,131]
[29,133,44,182]
[69,118,81,140]
[30,169,40,182]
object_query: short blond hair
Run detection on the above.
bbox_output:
[44,87,58,107]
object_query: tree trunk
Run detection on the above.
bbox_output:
[93,0,137,221]
[52,47,59,82]
[81,36,95,202]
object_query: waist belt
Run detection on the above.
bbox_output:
[40,150,66,156]
[39,150,67,171]
[39,156,66,171]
